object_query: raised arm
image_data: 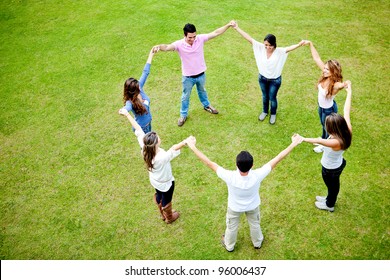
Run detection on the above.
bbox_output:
[231,20,253,44]
[146,47,155,64]
[207,21,233,40]
[285,40,306,53]
[267,134,302,170]
[186,136,219,172]
[118,108,143,132]
[343,80,352,132]
[307,41,325,70]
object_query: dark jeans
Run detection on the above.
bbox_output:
[322,159,346,207]
[318,102,338,139]
[155,181,175,207]
[258,74,282,115]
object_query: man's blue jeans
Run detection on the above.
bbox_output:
[258,74,282,115]
[181,73,210,117]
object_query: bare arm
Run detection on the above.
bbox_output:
[231,21,253,44]
[152,43,175,52]
[285,40,306,53]
[118,108,143,132]
[267,134,302,170]
[186,136,219,172]
[170,140,188,151]
[307,41,325,70]
[207,21,233,40]
[301,137,341,149]
[343,80,352,132]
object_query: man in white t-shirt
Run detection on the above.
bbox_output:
[186,134,302,252]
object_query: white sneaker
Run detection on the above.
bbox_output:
[313,145,324,153]
[315,201,334,212]
[269,114,276,124]
[259,112,267,121]
[316,196,327,202]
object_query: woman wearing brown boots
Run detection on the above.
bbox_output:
[119,108,189,224]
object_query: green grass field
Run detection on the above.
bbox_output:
[1,0,389,260]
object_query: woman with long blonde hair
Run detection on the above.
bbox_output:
[119,108,189,224]
[305,41,348,152]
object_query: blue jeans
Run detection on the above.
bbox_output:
[258,74,282,115]
[181,73,210,117]
[322,159,346,207]
[318,102,338,139]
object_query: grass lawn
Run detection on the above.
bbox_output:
[0,0,389,260]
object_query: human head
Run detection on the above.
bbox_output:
[143,132,160,171]
[183,23,196,36]
[325,113,352,150]
[236,151,253,173]
[123,78,139,102]
[324,59,342,80]
[264,34,277,48]
[183,23,197,46]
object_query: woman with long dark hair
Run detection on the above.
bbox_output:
[297,81,352,212]
[119,108,189,223]
[122,48,155,133]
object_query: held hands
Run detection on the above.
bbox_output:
[185,136,196,149]
[152,45,160,53]
[230,20,237,29]
[291,133,304,146]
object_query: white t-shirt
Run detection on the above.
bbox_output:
[135,130,180,192]
[216,163,272,212]
[252,39,288,79]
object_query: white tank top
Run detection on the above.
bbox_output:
[321,146,344,169]
[318,84,334,109]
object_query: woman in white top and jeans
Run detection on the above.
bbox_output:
[119,108,189,224]
[305,41,348,152]
[232,21,306,124]
[297,81,352,212]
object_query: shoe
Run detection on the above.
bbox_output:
[204,105,219,114]
[177,116,187,127]
[254,238,264,249]
[269,114,276,124]
[316,196,327,203]
[313,145,324,153]
[315,201,334,212]
[258,112,267,121]
[220,235,234,252]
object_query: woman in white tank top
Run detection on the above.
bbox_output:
[303,41,348,153]
[296,81,352,212]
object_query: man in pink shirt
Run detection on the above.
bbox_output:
[153,22,233,126]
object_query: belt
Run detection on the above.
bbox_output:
[187,72,204,78]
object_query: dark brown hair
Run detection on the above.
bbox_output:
[325,113,352,150]
[142,132,159,171]
[123,78,147,115]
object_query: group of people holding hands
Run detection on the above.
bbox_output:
[119,20,353,252]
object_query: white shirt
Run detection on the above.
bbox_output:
[135,130,180,191]
[317,84,335,109]
[252,39,288,79]
[216,164,272,212]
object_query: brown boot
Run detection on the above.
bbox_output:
[153,194,165,221]
[162,202,180,224]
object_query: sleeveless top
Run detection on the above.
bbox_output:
[321,146,344,169]
[318,84,335,109]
